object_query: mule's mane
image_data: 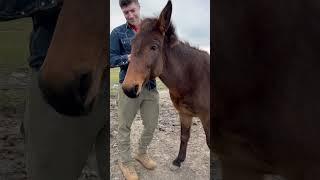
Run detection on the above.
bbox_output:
[140,18,209,55]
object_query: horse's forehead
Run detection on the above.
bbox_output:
[134,31,162,45]
[141,19,157,30]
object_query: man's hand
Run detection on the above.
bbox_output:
[128,54,131,62]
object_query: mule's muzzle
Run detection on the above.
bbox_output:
[38,72,95,116]
[122,84,140,98]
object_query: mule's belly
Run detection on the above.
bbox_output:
[169,92,201,117]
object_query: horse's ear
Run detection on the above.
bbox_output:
[158,0,172,35]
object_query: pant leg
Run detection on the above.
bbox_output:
[117,87,141,164]
[83,126,107,180]
[138,87,159,154]
[24,71,107,180]
[21,8,59,151]
[89,81,108,180]
[94,123,108,179]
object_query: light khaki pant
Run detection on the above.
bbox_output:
[23,70,107,180]
[117,86,159,164]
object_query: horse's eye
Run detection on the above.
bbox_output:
[150,45,157,51]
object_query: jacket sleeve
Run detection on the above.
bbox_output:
[109,29,129,68]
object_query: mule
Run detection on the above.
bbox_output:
[122,0,210,168]
[214,0,320,179]
[38,0,107,116]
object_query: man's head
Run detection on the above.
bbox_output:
[119,0,141,26]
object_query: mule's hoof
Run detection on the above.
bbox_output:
[169,163,181,171]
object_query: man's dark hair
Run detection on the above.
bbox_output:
[119,0,139,8]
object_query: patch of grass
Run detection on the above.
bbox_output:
[0,19,32,115]
[155,78,167,91]
[110,68,120,96]
[0,18,31,75]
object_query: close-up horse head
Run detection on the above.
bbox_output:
[38,0,107,116]
[122,0,175,98]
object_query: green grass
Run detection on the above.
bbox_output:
[110,68,120,96]
[110,68,167,97]
[0,18,32,75]
[0,18,32,115]
[156,78,167,91]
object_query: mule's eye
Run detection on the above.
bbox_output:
[150,45,157,51]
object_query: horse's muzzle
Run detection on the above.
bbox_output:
[122,84,140,98]
[38,72,95,116]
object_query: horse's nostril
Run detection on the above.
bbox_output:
[122,84,140,98]
[78,72,92,102]
[134,84,139,94]
[38,71,95,116]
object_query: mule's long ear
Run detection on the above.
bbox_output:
[158,0,172,35]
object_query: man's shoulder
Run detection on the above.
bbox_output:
[111,23,127,33]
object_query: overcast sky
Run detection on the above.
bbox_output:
[110,0,210,53]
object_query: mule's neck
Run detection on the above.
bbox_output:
[46,0,108,69]
[159,42,209,95]
[60,0,107,41]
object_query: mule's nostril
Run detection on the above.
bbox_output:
[78,72,92,102]
[38,71,94,116]
[122,85,140,98]
[134,85,139,94]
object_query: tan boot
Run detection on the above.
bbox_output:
[134,153,157,170]
[118,161,139,180]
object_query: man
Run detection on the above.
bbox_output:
[110,0,159,179]
[0,1,107,179]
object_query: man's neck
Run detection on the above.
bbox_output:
[128,22,140,33]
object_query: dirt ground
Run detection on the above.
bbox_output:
[110,90,210,180]
[0,70,28,180]
[0,113,26,180]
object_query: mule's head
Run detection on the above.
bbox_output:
[122,0,177,98]
[38,56,105,116]
[38,0,107,116]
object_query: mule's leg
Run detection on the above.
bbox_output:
[172,113,193,168]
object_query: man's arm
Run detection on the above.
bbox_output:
[110,29,129,68]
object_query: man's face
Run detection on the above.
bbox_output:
[121,2,141,26]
